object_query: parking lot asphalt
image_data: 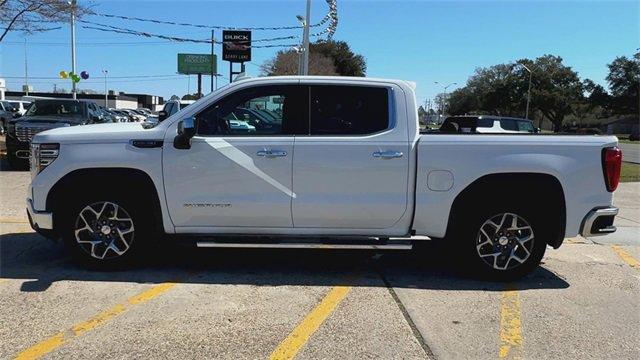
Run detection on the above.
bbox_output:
[1,151,639,359]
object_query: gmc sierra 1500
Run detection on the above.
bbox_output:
[26,76,621,279]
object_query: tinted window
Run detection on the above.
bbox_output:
[500,119,518,131]
[309,85,389,135]
[196,85,305,136]
[25,100,84,119]
[517,120,535,132]
[439,117,494,133]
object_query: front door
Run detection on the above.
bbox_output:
[163,85,306,229]
[292,84,410,229]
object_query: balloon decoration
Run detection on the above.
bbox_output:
[58,70,88,83]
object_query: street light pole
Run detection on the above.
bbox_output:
[102,69,108,107]
[70,0,77,99]
[434,81,457,117]
[521,64,533,119]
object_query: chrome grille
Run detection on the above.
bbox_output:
[15,125,47,142]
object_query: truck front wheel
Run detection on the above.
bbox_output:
[456,204,548,281]
[61,192,152,269]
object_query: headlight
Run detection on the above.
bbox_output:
[30,143,59,176]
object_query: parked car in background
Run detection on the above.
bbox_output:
[5,99,108,169]
[136,108,153,116]
[26,76,620,281]
[439,116,538,134]
[116,109,145,122]
[8,100,31,116]
[0,100,18,135]
[158,99,195,122]
[104,109,128,123]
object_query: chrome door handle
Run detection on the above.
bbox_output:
[372,150,403,159]
[257,149,287,158]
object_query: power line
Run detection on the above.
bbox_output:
[87,10,333,31]
[80,23,297,48]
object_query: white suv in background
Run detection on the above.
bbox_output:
[440,116,539,133]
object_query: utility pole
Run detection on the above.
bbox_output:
[102,69,108,107]
[302,0,311,75]
[24,38,28,96]
[70,0,77,99]
[296,0,311,76]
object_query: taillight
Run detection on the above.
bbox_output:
[602,147,622,192]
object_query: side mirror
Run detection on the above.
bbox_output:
[174,117,196,149]
[158,110,168,122]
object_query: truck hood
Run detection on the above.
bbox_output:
[32,122,164,144]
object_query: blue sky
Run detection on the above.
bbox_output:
[1,0,638,104]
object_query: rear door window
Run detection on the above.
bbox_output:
[500,119,518,131]
[309,85,389,135]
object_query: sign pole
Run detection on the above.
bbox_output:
[211,29,216,92]
[197,73,202,98]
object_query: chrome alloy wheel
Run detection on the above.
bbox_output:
[74,201,135,260]
[475,213,535,271]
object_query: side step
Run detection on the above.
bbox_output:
[195,238,413,250]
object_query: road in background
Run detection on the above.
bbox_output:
[620,142,640,164]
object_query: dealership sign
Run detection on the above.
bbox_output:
[222,30,251,62]
[177,54,217,75]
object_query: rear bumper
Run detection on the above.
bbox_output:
[580,207,618,237]
[26,198,53,230]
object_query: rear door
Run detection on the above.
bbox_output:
[292,84,410,229]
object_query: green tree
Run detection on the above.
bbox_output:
[261,40,366,76]
[520,55,583,132]
[606,53,640,115]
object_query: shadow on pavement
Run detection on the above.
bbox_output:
[0,231,570,292]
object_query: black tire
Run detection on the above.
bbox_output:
[453,199,548,281]
[60,187,154,270]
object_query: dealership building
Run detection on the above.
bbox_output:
[3,90,164,111]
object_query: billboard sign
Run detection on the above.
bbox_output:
[222,30,251,62]
[177,53,217,75]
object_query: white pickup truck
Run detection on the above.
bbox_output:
[26,76,622,279]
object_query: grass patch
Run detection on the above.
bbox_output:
[621,162,640,183]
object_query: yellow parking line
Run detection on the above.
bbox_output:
[269,285,352,360]
[612,245,640,270]
[499,285,523,359]
[14,281,178,360]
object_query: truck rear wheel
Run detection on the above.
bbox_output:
[455,202,548,281]
[61,190,152,269]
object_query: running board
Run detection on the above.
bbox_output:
[196,241,413,250]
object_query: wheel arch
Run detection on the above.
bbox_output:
[46,168,164,236]
[446,172,566,248]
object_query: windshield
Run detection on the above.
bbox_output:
[25,100,85,119]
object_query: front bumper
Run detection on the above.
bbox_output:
[580,207,618,237]
[26,198,53,230]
